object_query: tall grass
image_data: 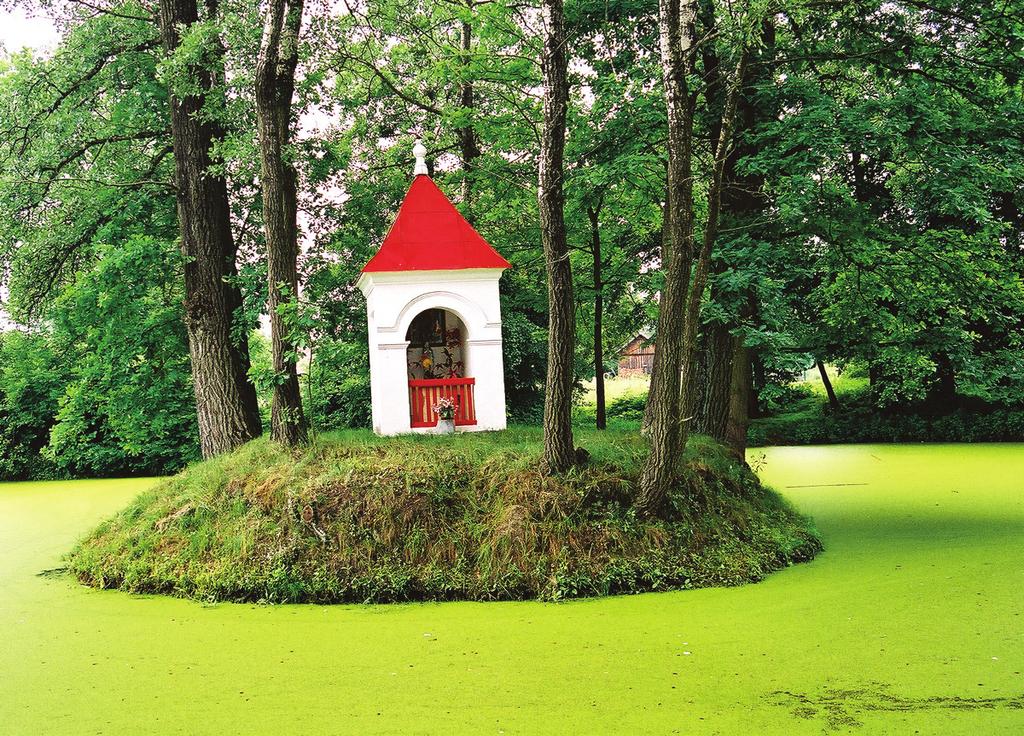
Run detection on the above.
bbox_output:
[67,427,820,603]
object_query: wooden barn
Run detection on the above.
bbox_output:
[617,332,655,376]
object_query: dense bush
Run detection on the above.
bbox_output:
[306,339,373,430]
[501,307,547,422]
[0,332,63,480]
[749,404,1024,446]
[67,428,821,603]
[573,387,648,426]
[607,392,647,421]
[576,374,1024,446]
[44,238,200,477]
[756,381,817,415]
[0,238,200,480]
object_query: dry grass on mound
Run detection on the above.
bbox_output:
[66,428,821,603]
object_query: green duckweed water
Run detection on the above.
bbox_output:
[1,444,1022,734]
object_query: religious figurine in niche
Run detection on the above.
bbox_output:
[410,344,435,379]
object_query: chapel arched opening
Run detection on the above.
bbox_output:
[404,308,476,427]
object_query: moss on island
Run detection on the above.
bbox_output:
[67,427,821,603]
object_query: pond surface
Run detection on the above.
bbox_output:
[1,445,1022,734]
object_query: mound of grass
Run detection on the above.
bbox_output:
[66,427,821,603]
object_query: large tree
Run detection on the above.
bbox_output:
[637,0,756,514]
[746,0,1024,410]
[537,0,576,472]
[635,0,697,514]
[0,1,262,459]
[158,0,263,456]
[255,0,309,445]
[689,14,776,457]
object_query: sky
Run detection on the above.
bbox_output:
[0,7,60,54]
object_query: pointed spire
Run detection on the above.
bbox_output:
[361,176,511,273]
[413,139,428,176]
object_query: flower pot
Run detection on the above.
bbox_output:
[437,418,456,435]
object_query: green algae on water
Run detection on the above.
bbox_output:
[1,444,1022,734]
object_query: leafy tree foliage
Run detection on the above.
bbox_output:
[44,236,198,476]
[0,331,63,479]
[0,0,1021,488]
[0,236,197,479]
[746,0,1024,408]
[0,8,168,319]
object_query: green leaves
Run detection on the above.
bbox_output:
[42,236,199,476]
[743,0,1024,407]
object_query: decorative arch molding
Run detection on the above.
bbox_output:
[383,290,490,339]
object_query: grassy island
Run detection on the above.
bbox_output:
[67,428,821,603]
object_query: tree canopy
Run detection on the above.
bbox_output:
[0,0,1020,487]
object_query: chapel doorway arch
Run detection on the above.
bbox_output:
[404,308,477,427]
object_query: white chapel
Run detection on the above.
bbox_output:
[356,142,510,435]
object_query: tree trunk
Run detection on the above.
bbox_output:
[158,0,262,458]
[642,182,673,434]
[637,0,698,515]
[458,14,481,216]
[690,320,733,439]
[816,360,839,410]
[692,328,751,458]
[724,339,751,458]
[676,50,747,449]
[639,0,754,514]
[256,0,308,447]
[538,0,576,473]
[689,16,773,457]
[589,203,606,430]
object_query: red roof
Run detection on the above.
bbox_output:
[362,175,511,273]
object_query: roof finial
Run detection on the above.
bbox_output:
[413,139,428,176]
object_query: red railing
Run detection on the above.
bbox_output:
[409,378,477,428]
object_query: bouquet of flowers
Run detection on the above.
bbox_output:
[432,397,457,421]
